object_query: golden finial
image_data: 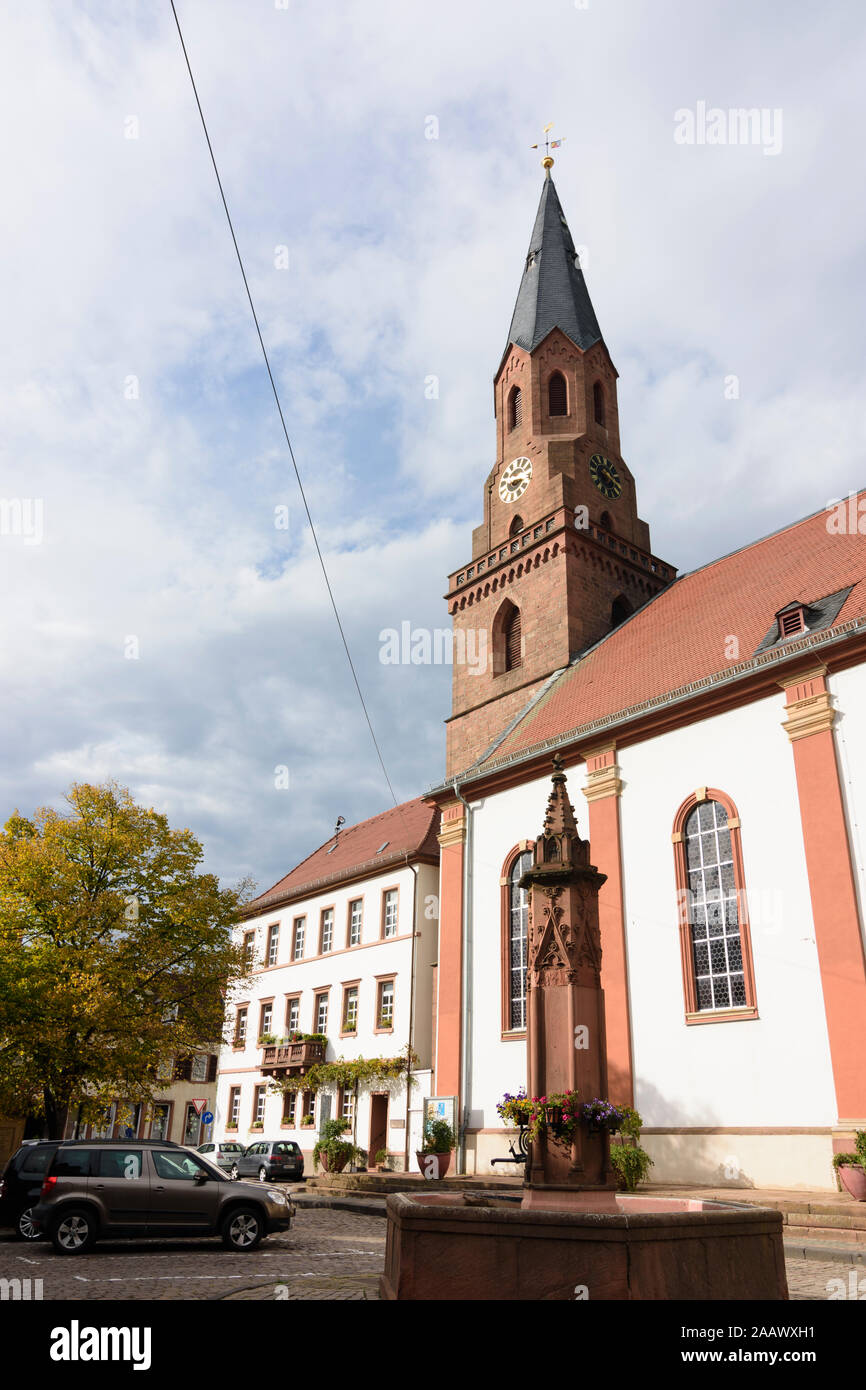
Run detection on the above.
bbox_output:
[531,123,564,177]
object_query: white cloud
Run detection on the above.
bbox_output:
[2,0,865,888]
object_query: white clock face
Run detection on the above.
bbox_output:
[499,456,533,503]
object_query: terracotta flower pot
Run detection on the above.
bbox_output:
[319,1150,349,1175]
[838,1164,866,1200]
[416,1150,452,1179]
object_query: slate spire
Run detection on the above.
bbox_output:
[505,174,602,356]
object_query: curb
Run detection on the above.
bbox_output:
[784,1240,866,1266]
[292,1193,388,1218]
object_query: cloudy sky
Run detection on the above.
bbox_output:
[1,0,865,894]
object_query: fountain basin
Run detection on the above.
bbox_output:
[379,1191,788,1300]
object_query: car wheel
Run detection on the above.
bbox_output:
[52,1206,97,1255]
[258,1165,268,1183]
[222,1206,263,1252]
[229,1163,239,1180]
[15,1206,42,1241]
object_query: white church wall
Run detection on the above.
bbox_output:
[618,691,838,1188]
[460,681,852,1186]
[461,771,549,1172]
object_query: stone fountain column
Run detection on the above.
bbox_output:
[521,754,618,1206]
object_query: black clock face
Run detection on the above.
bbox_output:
[589,453,622,500]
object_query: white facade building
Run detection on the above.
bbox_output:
[215,799,440,1170]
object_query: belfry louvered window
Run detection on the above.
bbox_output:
[509,851,533,1029]
[548,371,567,416]
[684,800,746,1011]
[508,386,522,431]
[505,608,522,671]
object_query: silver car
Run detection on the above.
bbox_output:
[196,1141,246,1179]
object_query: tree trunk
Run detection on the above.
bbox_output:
[43,1087,69,1140]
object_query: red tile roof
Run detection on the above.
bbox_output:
[476,494,866,767]
[247,797,440,913]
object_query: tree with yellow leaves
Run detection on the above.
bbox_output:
[0,781,253,1137]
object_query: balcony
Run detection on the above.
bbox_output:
[260,1040,325,1076]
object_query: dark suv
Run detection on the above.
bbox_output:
[0,1141,63,1240]
[236,1140,304,1182]
[32,1140,293,1254]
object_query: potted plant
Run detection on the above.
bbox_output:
[833,1131,866,1200]
[496,1089,533,1129]
[416,1118,455,1178]
[313,1118,360,1174]
[609,1143,654,1191]
[300,1114,315,1129]
[607,1104,653,1191]
[375,1148,390,1171]
[226,1122,238,1131]
[378,1013,392,1030]
[580,1099,625,1134]
[250,1120,263,1130]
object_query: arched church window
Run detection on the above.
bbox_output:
[593,380,606,426]
[492,598,522,676]
[508,386,522,431]
[501,846,533,1032]
[548,371,567,416]
[505,607,522,671]
[600,511,612,530]
[509,514,524,537]
[672,792,758,1021]
[611,595,631,627]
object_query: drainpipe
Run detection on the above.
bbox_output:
[403,856,419,1174]
[452,780,473,1174]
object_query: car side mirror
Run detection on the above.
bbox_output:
[194,1170,208,1184]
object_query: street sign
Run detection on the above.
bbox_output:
[191,1098,208,1115]
[202,1111,214,1125]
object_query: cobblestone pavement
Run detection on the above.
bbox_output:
[785,1254,866,1302]
[2,1208,861,1301]
[0,1208,385,1302]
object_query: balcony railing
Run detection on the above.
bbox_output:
[261,1040,325,1075]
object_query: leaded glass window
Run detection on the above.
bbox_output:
[509,851,532,1029]
[684,800,746,1011]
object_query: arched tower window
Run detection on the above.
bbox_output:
[508,385,522,431]
[599,511,612,530]
[611,595,632,628]
[501,845,533,1032]
[593,380,606,426]
[548,371,567,416]
[672,791,758,1020]
[505,606,522,671]
[509,514,524,537]
[492,598,522,676]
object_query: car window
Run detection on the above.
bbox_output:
[220,1144,240,1153]
[274,1143,293,1155]
[152,1151,211,1181]
[20,1147,54,1175]
[246,1143,261,1155]
[52,1150,94,1177]
[98,1149,144,1180]
[198,1144,214,1153]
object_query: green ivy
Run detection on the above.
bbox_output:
[273,1045,419,1095]
[609,1143,654,1191]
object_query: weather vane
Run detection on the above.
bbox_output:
[531,122,565,174]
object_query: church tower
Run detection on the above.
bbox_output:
[445,164,677,776]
